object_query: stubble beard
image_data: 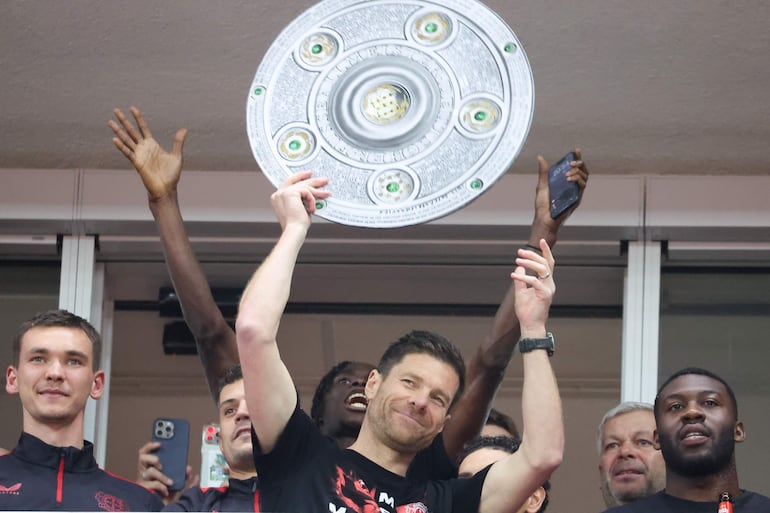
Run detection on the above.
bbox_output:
[659,424,735,478]
[600,474,656,507]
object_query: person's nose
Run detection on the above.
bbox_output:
[618,440,638,459]
[45,360,64,381]
[681,401,705,422]
[408,390,430,411]
[234,399,250,421]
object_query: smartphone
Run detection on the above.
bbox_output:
[200,423,228,488]
[151,418,190,491]
[548,151,579,219]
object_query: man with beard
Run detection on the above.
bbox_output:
[236,171,563,513]
[597,402,665,507]
[110,106,588,486]
[600,368,770,512]
[0,310,164,511]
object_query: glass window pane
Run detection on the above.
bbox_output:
[659,268,770,496]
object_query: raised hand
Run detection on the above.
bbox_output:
[270,170,331,231]
[510,238,556,335]
[531,148,589,244]
[108,106,187,202]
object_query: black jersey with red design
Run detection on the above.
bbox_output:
[0,432,163,511]
[252,407,488,513]
[163,476,259,512]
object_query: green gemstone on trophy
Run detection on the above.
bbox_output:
[254,86,264,95]
[425,22,438,33]
[288,140,301,151]
[470,179,483,190]
[504,43,517,53]
[311,44,323,54]
[315,201,325,210]
[386,182,400,193]
[474,111,487,122]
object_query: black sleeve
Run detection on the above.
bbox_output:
[252,405,327,484]
[424,464,490,513]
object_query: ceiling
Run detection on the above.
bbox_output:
[2,1,770,177]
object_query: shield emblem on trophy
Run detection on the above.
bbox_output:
[247,0,534,228]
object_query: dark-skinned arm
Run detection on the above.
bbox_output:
[441,149,589,461]
[109,106,238,401]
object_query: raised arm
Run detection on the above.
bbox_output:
[441,150,588,460]
[235,171,330,453]
[479,240,564,513]
[109,106,238,401]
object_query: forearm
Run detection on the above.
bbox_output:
[442,289,518,459]
[478,350,562,513]
[235,223,307,451]
[518,349,563,474]
[444,217,559,455]
[149,194,238,398]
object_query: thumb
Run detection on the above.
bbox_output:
[511,266,527,291]
[536,155,548,189]
[172,128,188,158]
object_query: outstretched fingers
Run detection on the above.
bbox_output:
[130,105,153,140]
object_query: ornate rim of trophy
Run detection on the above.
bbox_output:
[247,0,534,228]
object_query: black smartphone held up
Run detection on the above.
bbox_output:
[548,151,579,219]
[152,418,190,491]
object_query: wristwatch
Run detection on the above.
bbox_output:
[518,332,555,356]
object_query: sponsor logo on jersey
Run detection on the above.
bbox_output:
[95,491,129,512]
[0,483,21,495]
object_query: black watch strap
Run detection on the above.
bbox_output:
[518,332,555,356]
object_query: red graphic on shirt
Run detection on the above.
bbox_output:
[95,491,129,512]
[333,466,380,513]
[0,483,21,495]
[397,502,428,513]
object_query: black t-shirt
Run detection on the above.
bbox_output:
[253,407,488,513]
[407,432,456,481]
[163,476,259,512]
[602,490,770,513]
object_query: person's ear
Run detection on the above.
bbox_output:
[524,486,547,513]
[90,370,106,400]
[365,369,381,400]
[6,366,19,395]
[653,429,661,450]
[734,421,746,443]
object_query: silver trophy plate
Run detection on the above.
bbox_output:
[247,0,534,228]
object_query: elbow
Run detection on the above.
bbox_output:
[524,437,564,476]
[234,315,271,348]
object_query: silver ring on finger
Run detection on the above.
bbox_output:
[538,271,551,280]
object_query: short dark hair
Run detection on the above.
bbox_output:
[458,435,550,513]
[12,309,102,369]
[215,364,243,406]
[486,407,520,438]
[311,360,353,426]
[377,330,465,407]
[654,367,738,419]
